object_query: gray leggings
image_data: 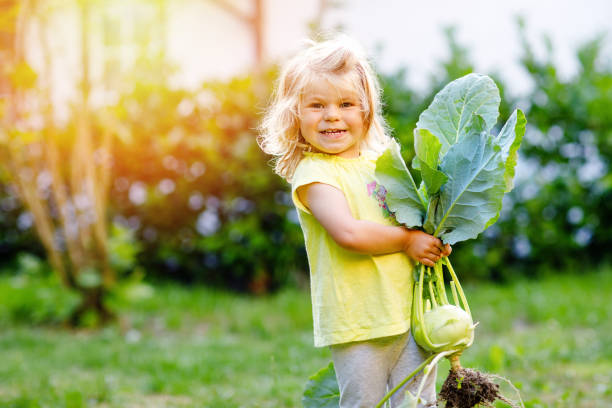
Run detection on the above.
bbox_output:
[330,331,436,408]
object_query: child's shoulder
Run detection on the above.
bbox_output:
[292,153,332,183]
[295,152,337,171]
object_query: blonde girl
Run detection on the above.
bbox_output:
[259,35,451,408]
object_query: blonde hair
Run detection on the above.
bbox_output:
[258,35,392,181]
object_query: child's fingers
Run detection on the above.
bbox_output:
[420,257,436,267]
[433,239,452,257]
[429,247,442,256]
[433,238,446,252]
[422,250,443,266]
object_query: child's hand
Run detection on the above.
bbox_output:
[403,229,451,267]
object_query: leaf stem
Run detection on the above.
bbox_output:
[450,281,460,306]
[444,257,471,317]
[435,261,449,305]
[412,349,458,404]
[428,280,438,308]
[416,264,437,350]
[374,353,436,408]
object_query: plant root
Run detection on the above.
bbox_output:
[438,368,519,408]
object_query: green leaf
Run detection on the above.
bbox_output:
[302,362,340,408]
[416,73,500,156]
[495,109,526,192]
[417,181,428,203]
[423,194,440,235]
[420,156,448,197]
[426,131,506,244]
[413,129,448,195]
[375,142,426,227]
[414,128,442,169]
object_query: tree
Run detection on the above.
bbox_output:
[0,0,116,325]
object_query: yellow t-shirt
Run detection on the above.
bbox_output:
[291,151,414,347]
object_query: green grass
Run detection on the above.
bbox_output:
[1,269,611,407]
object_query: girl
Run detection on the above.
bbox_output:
[259,35,451,408]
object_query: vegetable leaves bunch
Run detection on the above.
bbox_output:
[375,73,526,244]
[374,73,526,408]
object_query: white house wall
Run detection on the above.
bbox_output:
[22,0,320,123]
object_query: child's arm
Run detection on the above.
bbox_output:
[298,182,451,267]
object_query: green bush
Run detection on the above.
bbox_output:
[448,28,612,279]
[0,254,78,326]
[1,26,610,289]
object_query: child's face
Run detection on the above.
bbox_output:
[298,74,366,158]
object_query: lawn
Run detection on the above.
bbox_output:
[0,268,611,407]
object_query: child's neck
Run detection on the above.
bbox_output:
[307,148,361,159]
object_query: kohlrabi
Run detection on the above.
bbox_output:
[374,73,526,408]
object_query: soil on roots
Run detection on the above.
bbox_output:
[438,368,509,408]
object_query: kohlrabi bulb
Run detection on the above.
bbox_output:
[413,305,475,353]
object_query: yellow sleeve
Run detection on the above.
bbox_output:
[291,156,342,215]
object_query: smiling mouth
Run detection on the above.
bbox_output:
[320,129,346,136]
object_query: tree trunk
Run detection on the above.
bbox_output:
[68,287,116,327]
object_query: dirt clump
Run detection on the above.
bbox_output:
[438,367,514,408]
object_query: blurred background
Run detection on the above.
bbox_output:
[1,1,611,407]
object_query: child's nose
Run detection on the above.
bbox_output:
[324,105,340,121]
